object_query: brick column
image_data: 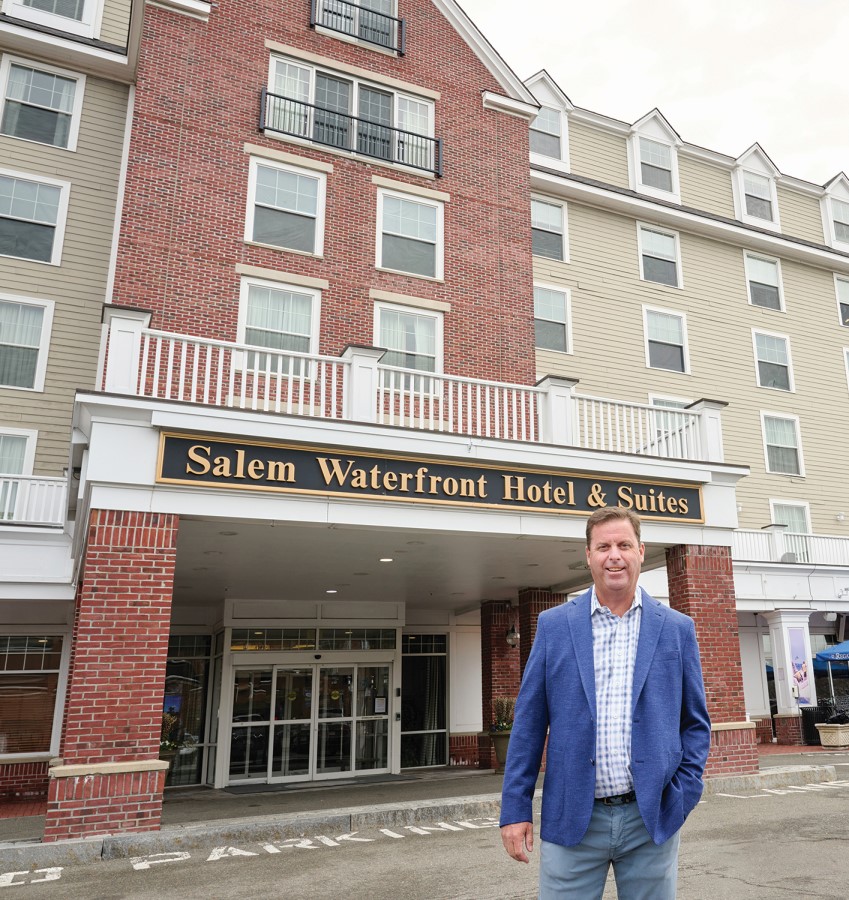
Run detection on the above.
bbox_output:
[479,601,521,769]
[43,510,178,842]
[666,544,758,777]
[517,588,561,674]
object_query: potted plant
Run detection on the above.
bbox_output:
[160,710,182,767]
[490,697,516,772]
[815,707,849,749]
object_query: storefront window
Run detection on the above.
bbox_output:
[401,633,446,767]
[0,635,62,754]
[162,635,211,786]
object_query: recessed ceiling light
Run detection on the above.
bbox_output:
[326,589,338,594]
[354,572,370,576]
[380,558,393,563]
[451,592,464,596]
[219,531,238,536]
[203,550,222,556]
[407,540,424,545]
[526,563,540,568]
[491,576,506,580]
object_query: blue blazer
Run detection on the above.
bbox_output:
[500,588,711,847]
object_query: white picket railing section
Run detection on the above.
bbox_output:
[376,366,542,441]
[733,529,849,566]
[571,395,703,461]
[0,476,66,526]
[133,330,348,418]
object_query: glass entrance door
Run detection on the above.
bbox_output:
[229,663,391,784]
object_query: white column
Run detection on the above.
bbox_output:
[101,308,152,394]
[341,345,385,424]
[686,398,727,463]
[763,610,816,714]
[536,375,579,446]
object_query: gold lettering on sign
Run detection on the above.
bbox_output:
[186,444,212,475]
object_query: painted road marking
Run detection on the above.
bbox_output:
[0,868,62,886]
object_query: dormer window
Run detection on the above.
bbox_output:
[627,112,680,202]
[2,0,103,38]
[743,171,773,221]
[833,198,849,243]
[822,176,849,250]
[639,138,673,193]
[529,106,561,159]
[732,146,781,230]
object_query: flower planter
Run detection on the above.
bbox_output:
[491,731,511,772]
[815,723,849,749]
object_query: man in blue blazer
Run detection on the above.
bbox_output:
[500,507,710,898]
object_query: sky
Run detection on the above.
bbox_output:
[458,0,849,186]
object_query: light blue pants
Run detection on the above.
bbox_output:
[539,800,680,899]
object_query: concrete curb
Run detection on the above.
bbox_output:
[0,764,838,870]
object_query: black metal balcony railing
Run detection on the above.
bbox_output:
[310,0,405,55]
[260,89,443,177]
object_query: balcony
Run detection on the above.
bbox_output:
[310,0,405,55]
[98,316,726,464]
[733,528,849,567]
[260,89,442,177]
[0,476,66,527]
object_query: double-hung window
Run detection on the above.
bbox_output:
[314,0,401,53]
[529,106,561,159]
[0,58,83,150]
[639,138,673,193]
[644,308,688,373]
[745,253,782,311]
[533,285,570,352]
[3,0,102,37]
[762,413,803,476]
[246,158,325,255]
[0,170,68,265]
[638,225,680,287]
[375,301,441,391]
[0,429,34,522]
[743,171,775,222]
[832,198,849,244]
[753,331,792,391]
[266,57,436,174]
[837,277,849,327]
[771,501,811,562]
[238,279,318,376]
[377,189,442,279]
[0,296,53,391]
[531,198,565,261]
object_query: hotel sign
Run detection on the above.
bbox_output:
[157,433,703,522]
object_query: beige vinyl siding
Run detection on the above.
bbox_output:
[99,0,132,47]
[678,155,735,219]
[776,185,825,245]
[535,199,849,535]
[0,73,129,476]
[568,120,629,189]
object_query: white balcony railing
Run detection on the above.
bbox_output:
[99,315,725,464]
[733,529,849,566]
[0,476,66,526]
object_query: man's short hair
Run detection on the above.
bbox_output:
[585,507,642,547]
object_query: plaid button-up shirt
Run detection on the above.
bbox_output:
[591,585,642,798]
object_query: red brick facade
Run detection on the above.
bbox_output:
[774,714,804,746]
[479,600,521,768]
[0,760,49,800]
[666,544,758,776]
[112,2,536,387]
[42,509,178,841]
[517,587,560,674]
[448,733,478,767]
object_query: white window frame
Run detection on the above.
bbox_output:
[0,626,71,760]
[0,56,85,152]
[835,275,849,328]
[643,306,690,375]
[733,166,781,231]
[236,276,321,372]
[825,195,849,251]
[627,120,681,203]
[0,167,70,266]
[0,426,37,475]
[760,411,805,477]
[637,223,682,288]
[529,104,568,167]
[244,157,326,256]
[530,195,567,262]
[533,282,571,354]
[844,347,849,393]
[373,299,444,375]
[744,252,784,312]
[769,499,811,533]
[375,187,444,280]
[1,0,104,38]
[266,55,435,169]
[0,293,54,392]
[752,329,794,393]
